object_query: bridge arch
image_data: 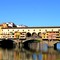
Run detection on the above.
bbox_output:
[1,39,15,48]
[26,32,31,37]
[23,39,40,49]
[32,32,38,37]
[38,32,42,38]
[53,41,60,45]
[23,39,40,43]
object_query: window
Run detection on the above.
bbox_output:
[45,30,47,32]
[39,30,41,31]
[47,34,48,35]
[8,29,9,31]
[33,29,35,31]
[44,36,45,38]
[12,36,14,37]
[52,29,53,31]
[13,30,14,31]
[18,30,19,31]
[28,30,30,31]
[23,30,24,31]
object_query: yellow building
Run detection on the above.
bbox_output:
[0,23,9,39]
[14,31,21,39]
[1,23,60,40]
[42,33,47,39]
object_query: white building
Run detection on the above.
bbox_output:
[6,22,16,27]
[17,25,28,27]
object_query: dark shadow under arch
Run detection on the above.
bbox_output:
[32,32,37,36]
[23,39,40,50]
[38,32,42,38]
[26,32,31,37]
[38,32,41,36]
[54,42,60,50]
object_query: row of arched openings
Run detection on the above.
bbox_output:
[26,32,41,37]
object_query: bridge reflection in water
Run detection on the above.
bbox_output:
[0,42,60,60]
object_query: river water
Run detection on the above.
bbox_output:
[0,42,60,60]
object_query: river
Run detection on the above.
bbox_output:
[0,42,60,60]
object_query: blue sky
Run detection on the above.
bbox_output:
[0,0,60,26]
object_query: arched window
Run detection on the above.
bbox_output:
[26,32,31,37]
[8,29,9,31]
[33,29,35,31]
[45,30,47,32]
[38,32,42,38]
[28,30,30,31]
[13,30,14,31]
[52,29,53,31]
[32,32,37,37]
[38,32,41,36]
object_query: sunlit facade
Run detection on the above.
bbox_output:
[0,22,60,40]
[0,26,60,40]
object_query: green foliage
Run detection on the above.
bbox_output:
[34,40,40,42]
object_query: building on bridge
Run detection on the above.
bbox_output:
[0,26,60,40]
[0,22,60,40]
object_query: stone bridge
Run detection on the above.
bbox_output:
[12,38,60,47]
[42,40,60,47]
[22,39,60,47]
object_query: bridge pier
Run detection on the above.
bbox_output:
[14,38,60,48]
[14,39,23,48]
[19,40,23,48]
[42,40,60,47]
[48,40,54,47]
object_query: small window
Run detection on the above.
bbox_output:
[45,30,47,32]
[23,30,24,31]
[47,34,48,35]
[33,30,35,31]
[18,30,19,31]
[44,36,45,38]
[28,30,30,31]
[52,29,53,31]
[13,30,14,31]
[43,33,45,35]
[8,30,9,31]
[39,30,41,31]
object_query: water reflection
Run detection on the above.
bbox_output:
[0,43,60,60]
[32,53,37,60]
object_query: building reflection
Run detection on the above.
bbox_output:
[0,48,60,60]
[32,53,37,60]
[0,50,2,60]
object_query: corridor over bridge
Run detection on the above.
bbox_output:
[1,26,60,40]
